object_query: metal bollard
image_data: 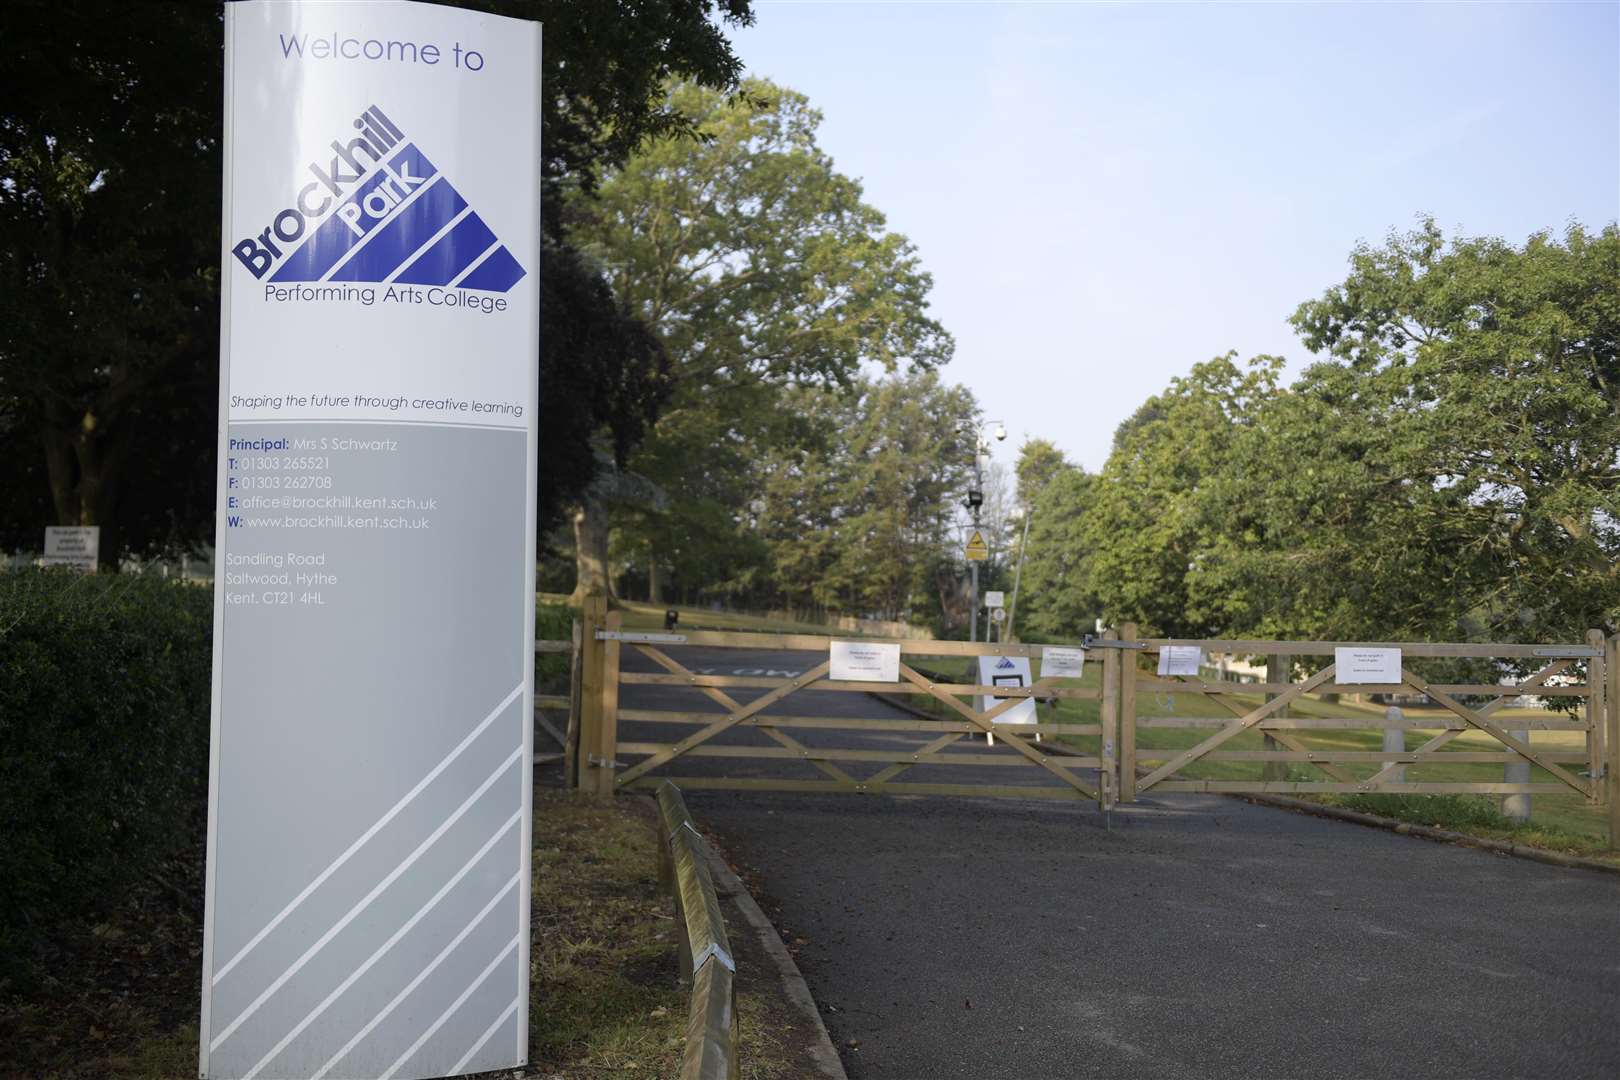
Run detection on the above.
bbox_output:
[1504,727,1532,823]
[1382,706,1405,786]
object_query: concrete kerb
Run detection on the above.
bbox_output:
[698,840,849,1080]
[868,686,1620,876]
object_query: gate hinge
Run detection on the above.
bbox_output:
[588,753,627,769]
[595,630,688,644]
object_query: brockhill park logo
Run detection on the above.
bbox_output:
[231,104,525,294]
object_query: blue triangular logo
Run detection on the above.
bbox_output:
[236,105,525,294]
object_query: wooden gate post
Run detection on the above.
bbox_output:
[1099,629,1119,810]
[577,595,607,798]
[563,616,584,789]
[599,609,623,798]
[1119,622,1138,802]
[1602,630,1617,850]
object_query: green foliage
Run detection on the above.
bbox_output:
[754,371,976,621]
[1080,352,1285,637]
[1023,220,1618,646]
[1014,439,1068,509]
[0,570,212,978]
[0,1,755,558]
[1018,467,1098,639]
[569,78,955,602]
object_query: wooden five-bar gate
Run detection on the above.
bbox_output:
[562,600,1618,846]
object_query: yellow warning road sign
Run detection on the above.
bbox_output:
[964,529,989,561]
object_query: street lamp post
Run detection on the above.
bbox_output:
[958,418,1005,642]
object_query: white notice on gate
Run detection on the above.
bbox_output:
[1041,646,1086,679]
[830,641,901,683]
[1158,645,1203,676]
[1334,647,1402,684]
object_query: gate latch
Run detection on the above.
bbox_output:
[588,753,627,769]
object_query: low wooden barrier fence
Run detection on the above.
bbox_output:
[656,781,741,1080]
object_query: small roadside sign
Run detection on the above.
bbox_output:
[43,526,99,572]
[965,530,989,561]
[984,590,1005,609]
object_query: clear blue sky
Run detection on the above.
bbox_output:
[732,0,1620,471]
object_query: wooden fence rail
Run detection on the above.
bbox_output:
[656,781,741,1080]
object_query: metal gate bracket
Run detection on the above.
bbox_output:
[1082,634,1148,650]
[595,630,688,644]
[588,753,627,769]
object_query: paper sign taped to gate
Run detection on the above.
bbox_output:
[1334,647,1402,684]
[830,640,901,682]
[1158,645,1202,676]
[1041,646,1086,678]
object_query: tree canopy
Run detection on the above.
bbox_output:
[0,0,754,562]
[567,78,954,599]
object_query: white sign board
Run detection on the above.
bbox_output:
[202,4,540,1078]
[1041,646,1086,679]
[829,641,901,683]
[977,655,1038,724]
[983,591,1005,609]
[1335,647,1403,685]
[42,526,99,571]
[1158,645,1203,677]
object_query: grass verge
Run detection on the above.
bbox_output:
[0,788,803,1078]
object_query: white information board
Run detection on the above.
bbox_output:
[1335,647,1403,684]
[983,591,1005,609]
[42,526,99,571]
[1158,645,1203,677]
[977,655,1038,724]
[829,641,901,683]
[1040,646,1086,679]
[202,5,540,1078]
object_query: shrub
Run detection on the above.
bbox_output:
[0,569,214,978]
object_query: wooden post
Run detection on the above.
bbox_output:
[600,609,623,798]
[578,595,607,798]
[1601,630,1617,850]
[1098,629,1119,811]
[1263,653,1292,782]
[1119,622,1138,803]
[563,617,584,789]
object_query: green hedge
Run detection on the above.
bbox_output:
[0,570,214,973]
[0,573,577,979]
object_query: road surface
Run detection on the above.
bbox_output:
[617,644,1620,1079]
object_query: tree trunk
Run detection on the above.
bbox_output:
[40,408,126,569]
[568,495,614,605]
[647,545,664,604]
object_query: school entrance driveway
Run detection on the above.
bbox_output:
[688,787,1620,1080]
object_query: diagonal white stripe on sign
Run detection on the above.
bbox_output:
[210,746,523,1052]
[380,933,522,1080]
[241,809,523,1079]
[214,682,522,986]
[313,873,522,1080]
[319,172,449,283]
[447,239,502,288]
[381,204,473,286]
[449,995,522,1076]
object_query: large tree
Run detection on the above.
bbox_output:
[753,371,976,623]
[0,0,752,563]
[567,78,955,599]
[1279,219,1620,639]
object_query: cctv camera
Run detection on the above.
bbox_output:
[994,425,1007,441]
